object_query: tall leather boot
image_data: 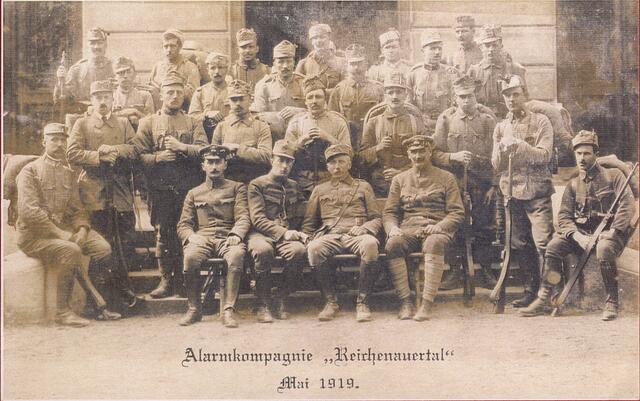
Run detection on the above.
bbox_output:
[355,261,379,322]
[255,272,274,323]
[222,270,241,328]
[55,266,90,327]
[600,261,619,321]
[274,265,300,320]
[414,254,446,321]
[512,248,541,308]
[150,258,173,298]
[315,263,339,321]
[180,271,202,326]
[387,258,414,319]
[520,256,562,317]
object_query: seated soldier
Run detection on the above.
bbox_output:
[383,136,465,321]
[16,123,121,327]
[247,140,308,322]
[520,131,637,320]
[303,144,382,322]
[177,145,250,328]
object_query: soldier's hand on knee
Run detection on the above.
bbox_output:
[156,150,177,163]
[225,234,241,247]
[188,233,208,246]
[571,232,591,250]
[422,224,444,235]
[284,230,305,242]
[388,227,404,238]
[348,226,367,237]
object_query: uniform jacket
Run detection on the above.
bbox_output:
[149,55,200,99]
[295,51,346,90]
[492,108,555,200]
[450,42,482,74]
[407,63,454,119]
[177,177,250,244]
[113,87,155,117]
[55,57,114,103]
[383,165,464,237]
[252,73,306,112]
[188,82,230,122]
[558,162,636,237]
[16,154,90,245]
[132,109,208,192]
[367,59,412,83]
[467,56,526,114]
[67,113,137,211]
[248,174,305,241]
[228,59,270,91]
[303,175,382,236]
[328,77,384,125]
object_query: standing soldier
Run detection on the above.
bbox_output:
[520,131,636,320]
[67,80,141,310]
[285,75,351,196]
[247,140,308,322]
[367,28,412,84]
[432,75,497,289]
[408,31,455,134]
[449,16,482,74]
[229,28,270,91]
[329,44,384,153]
[177,145,250,328]
[296,23,346,92]
[54,27,114,112]
[112,57,155,130]
[468,24,526,119]
[252,40,306,119]
[16,123,121,326]
[188,52,231,142]
[148,29,201,111]
[132,71,208,299]
[303,145,382,322]
[211,80,272,183]
[492,75,555,308]
[383,136,465,321]
[182,40,211,85]
[359,71,423,196]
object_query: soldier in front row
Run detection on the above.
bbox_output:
[520,131,637,320]
[247,140,308,323]
[303,145,382,322]
[383,136,464,321]
[177,145,250,327]
[132,71,208,299]
[16,123,121,326]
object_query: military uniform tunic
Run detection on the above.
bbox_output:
[187,82,229,121]
[407,63,454,133]
[55,57,114,103]
[450,42,483,74]
[295,51,346,91]
[113,87,155,117]
[228,59,270,91]
[252,73,306,112]
[149,56,201,102]
[467,56,526,119]
[211,114,272,183]
[367,59,412,84]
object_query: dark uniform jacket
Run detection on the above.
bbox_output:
[177,178,250,244]
[16,155,90,245]
[383,165,464,237]
[303,176,382,236]
[132,109,208,192]
[248,174,305,241]
[67,113,137,212]
[558,162,636,238]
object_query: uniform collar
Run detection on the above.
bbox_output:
[455,106,478,120]
[229,113,253,126]
[347,77,367,88]
[238,58,259,69]
[43,152,69,167]
[205,177,226,188]
[90,56,110,69]
[413,164,433,177]
[161,107,183,116]
[383,106,405,119]
[307,110,327,120]
[481,59,505,70]
[92,112,114,127]
[330,174,354,186]
[581,161,601,182]
[460,41,478,51]
[423,63,440,71]
[507,107,529,122]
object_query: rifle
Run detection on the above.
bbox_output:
[550,162,639,315]
[57,51,67,122]
[461,163,475,306]
[489,153,513,313]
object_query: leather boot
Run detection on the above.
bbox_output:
[255,272,273,323]
[439,267,463,290]
[55,310,91,327]
[96,309,122,321]
[398,298,414,320]
[315,263,339,321]
[224,270,242,315]
[222,308,239,328]
[520,256,562,317]
[274,265,300,319]
[356,293,372,322]
[600,261,619,321]
[413,300,433,322]
[55,267,90,327]
[180,272,202,326]
[387,258,411,302]
[274,297,290,320]
[150,258,173,298]
[318,296,340,321]
[512,248,541,308]
[357,260,379,301]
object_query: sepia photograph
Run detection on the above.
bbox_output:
[2,0,639,399]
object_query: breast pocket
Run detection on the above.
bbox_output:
[213,196,235,219]
[418,186,446,211]
[319,194,336,208]
[195,201,209,226]
[447,132,463,152]
[593,187,615,213]
[178,130,193,144]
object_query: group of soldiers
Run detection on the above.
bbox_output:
[14,16,637,329]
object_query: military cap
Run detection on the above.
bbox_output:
[43,123,67,137]
[273,40,297,58]
[478,24,502,44]
[200,144,234,160]
[325,144,353,161]
[572,130,599,150]
[403,135,434,151]
[90,80,114,95]
[87,27,108,42]
[453,75,479,95]
[161,70,186,87]
[455,15,475,29]
[227,79,251,98]
[379,28,401,47]
[236,28,257,46]
[421,31,443,48]
[114,56,135,73]
[384,71,409,90]
[182,40,202,51]
[205,52,229,66]
[162,28,185,45]
[309,23,331,39]
[272,140,297,160]
[345,44,366,62]
[500,75,525,94]
[302,74,326,95]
